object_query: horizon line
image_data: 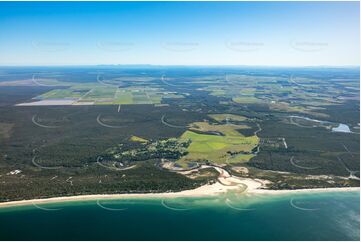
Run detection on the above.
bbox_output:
[0,64,359,68]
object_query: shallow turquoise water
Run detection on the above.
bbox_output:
[0,191,359,240]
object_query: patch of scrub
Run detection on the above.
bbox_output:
[189,122,249,137]
[0,123,13,139]
[209,114,247,122]
[227,153,255,164]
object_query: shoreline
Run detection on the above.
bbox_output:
[0,180,359,209]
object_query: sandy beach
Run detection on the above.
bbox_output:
[0,166,359,209]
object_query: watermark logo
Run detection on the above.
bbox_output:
[290,40,328,52]
[31,201,63,211]
[96,156,136,171]
[225,198,256,211]
[96,199,128,211]
[31,74,63,87]
[289,197,321,211]
[31,114,64,129]
[290,156,320,170]
[161,198,193,211]
[161,114,188,129]
[160,75,182,87]
[226,40,264,52]
[96,74,121,87]
[96,114,126,129]
[32,148,62,170]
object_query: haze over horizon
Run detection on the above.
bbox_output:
[0,1,359,66]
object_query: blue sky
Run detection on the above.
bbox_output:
[0,1,359,66]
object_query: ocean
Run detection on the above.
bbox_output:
[0,191,359,240]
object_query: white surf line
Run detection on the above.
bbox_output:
[32,156,62,170]
[96,114,124,128]
[50,176,58,180]
[211,167,260,212]
[289,197,319,211]
[161,114,188,128]
[96,200,128,211]
[282,138,288,149]
[290,156,320,170]
[32,115,61,129]
[161,199,191,211]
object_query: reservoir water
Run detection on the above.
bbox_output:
[332,123,352,133]
[0,191,359,240]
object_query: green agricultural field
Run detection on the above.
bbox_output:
[114,90,134,104]
[178,124,259,165]
[81,86,118,100]
[29,84,185,106]
[36,89,87,99]
[232,96,261,104]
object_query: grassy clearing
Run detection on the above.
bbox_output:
[227,153,255,163]
[232,96,261,104]
[130,135,149,143]
[35,84,183,105]
[178,122,259,165]
[209,114,247,122]
[189,121,249,136]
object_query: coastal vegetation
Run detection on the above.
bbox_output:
[0,66,359,201]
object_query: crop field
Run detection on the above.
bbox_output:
[24,84,185,106]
